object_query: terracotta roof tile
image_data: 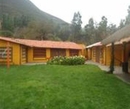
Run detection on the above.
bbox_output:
[0,36,83,49]
[86,42,102,48]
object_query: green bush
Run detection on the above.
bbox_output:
[47,56,86,65]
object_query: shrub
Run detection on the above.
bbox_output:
[47,56,85,65]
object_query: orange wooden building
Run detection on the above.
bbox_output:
[0,36,85,65]
[102,24,130,73]
[86,42,105,64]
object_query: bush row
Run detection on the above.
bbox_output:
[47,56,86,65]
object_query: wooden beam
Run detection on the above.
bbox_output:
[109,42,114,73]
[7,41,10,69]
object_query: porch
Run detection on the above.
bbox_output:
[86,60,130,84]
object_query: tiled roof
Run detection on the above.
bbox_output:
[102,24,130,45]
[86,42,102,48]
[0,36,83,49]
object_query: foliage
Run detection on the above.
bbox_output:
[1,65,130,109]
[119,5,130,28]
[84,18,97,44]
[0,0,130,44]
[0,0,69,39]
[119,19,126,29]
[125,6,130,25]
[70,12,82,42]
[1,14,30,37]
[47,56,85,65]
[84,16,117,45]
[1,14,14,33]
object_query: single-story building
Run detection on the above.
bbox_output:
[0,36,85,65]
[86,42,123,66]
[102,24,130,73]
[86,42,105,64]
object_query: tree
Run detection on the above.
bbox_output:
[119,19,125,29]
[84,18,97,44]
[97,16,108,39]
[1,14,14,36]
[70,12,82,42]
[107,23,117,35]
[57,24,71,41]
[34,21,54,40]
[125,6,130,25]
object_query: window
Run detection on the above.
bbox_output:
[93,48,96,57]
[0,47,12,60]
[22,47,26,59]
[51,49,66,57]
[70,50,79,56]
[33,48,46,58]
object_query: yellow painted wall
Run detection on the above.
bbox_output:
[114,45,123,66]
[105,44,123,66]
[91,48,96,62]
[102,46,106,65]
[46,48,51,59]
[27,48,51,63]
[0,39,86,65]
[66,49,69,57]
[91,46,103,64]
[27,47,33,62]
[27,48,83,63]
[87,48,92,60]
[79,50,82,56]
[0,40,21,65]
[105,46,111,66]
[99,47,104,64]
[79,44,86,56]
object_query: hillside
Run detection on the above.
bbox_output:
[0,0,67,24]
[0,0,70,40]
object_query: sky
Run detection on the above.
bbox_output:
[30,0,130,27]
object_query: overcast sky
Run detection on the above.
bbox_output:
[30,0,130,26]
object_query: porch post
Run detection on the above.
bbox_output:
[109,42,114,73]
[122,42,128,73]
[7,41,10,68]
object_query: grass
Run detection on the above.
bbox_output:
[0,64,130,109]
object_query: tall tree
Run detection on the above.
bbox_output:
[125,6,130,25]
[107,23,117,35]
[1,14,14,36]
[84,18,97,44]
[119,19,125,29]
[98,16,108,39]
[70,12,82,42]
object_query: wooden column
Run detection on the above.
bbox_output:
[7,41,10,68]
[122,42,128,73]
[109,42,114,73]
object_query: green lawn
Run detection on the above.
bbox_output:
[0,65,130,109]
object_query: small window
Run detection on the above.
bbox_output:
[22,47,26,59]
[0,47,12,60]
[70,50,79,56]
[51,49,66,57]
[33,48,46,58]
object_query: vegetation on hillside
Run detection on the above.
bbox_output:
[0,0,69,40]
[0,0,130,44]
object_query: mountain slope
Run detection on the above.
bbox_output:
[0,0,67,24]
[0,0,71,40]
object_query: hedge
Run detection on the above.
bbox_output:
[47,56,86,65]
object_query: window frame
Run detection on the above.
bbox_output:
[0,47,12,61]
[33,48,46,59]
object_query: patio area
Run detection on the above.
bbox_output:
[86,60,130,84]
